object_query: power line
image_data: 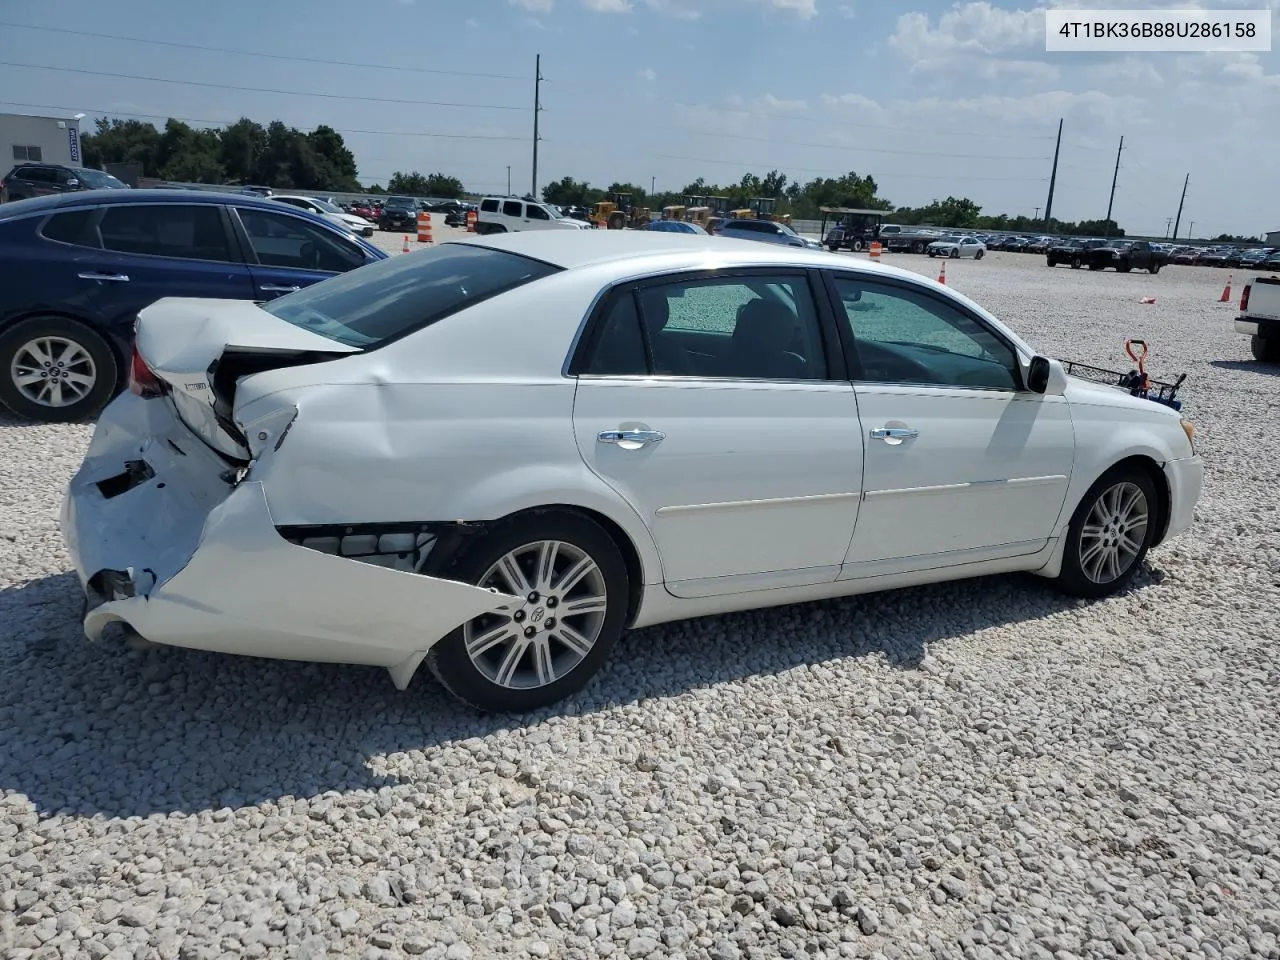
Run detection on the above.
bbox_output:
[0,20,532,82]
[665,127,1049,162]
[0,101,529,141]
[648,153,1048,182]
[0,61,528,111]
[675,102,1057,142]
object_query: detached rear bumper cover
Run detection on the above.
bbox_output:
[1161,455,1203,544]
[60,394,518,685]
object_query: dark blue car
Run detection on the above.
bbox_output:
[0,189,387,422]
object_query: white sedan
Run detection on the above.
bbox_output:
[61,233,1203,712]
[928,235,986,259]
[271,194,376,237]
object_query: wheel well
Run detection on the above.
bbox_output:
[546,505,647,628]
[1105,455,1172,545]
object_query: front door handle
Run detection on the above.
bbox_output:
[598,429,665,446]
[870,426,919,443]
[78,272,130,282]
[260,284,301,293]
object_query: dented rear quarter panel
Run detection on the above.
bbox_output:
[235,267,667,586]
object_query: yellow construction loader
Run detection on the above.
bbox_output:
[662,205,687,221]
[594,193,651,229]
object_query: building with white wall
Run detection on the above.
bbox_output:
[1,111,85,169]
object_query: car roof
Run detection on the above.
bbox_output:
[451,229,928,277]
[0,188,310,220]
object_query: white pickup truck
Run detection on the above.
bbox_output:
[1236,275,1280,363]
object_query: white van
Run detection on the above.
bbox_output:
[475,197,590,235]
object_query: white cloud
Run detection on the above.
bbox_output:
[639,67,657,80]
[509,0,553,11]
[464,17,479,27]
[584,0,633,9]
[643,0,816,18]
[890,2,1043,60]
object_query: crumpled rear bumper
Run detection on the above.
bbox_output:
[60,393,518,686]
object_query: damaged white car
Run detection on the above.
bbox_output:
[62,232,1203,712]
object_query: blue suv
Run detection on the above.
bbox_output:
[0,189,386,422]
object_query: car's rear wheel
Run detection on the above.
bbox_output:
[912,241,925,254]
[1252,335,1280,363]
[1071,256,1082,269]
[0,316,118,422]
[1149,263,1161,274]
[1054,467,1157,599]
[426,510,629,712]
[974,249,984,260]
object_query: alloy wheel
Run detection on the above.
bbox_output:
[1078,481,1149,584]
[10,336,98,408]
[463,540,609,690]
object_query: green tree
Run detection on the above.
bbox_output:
[80,118,162,173]
[542,176,600,206]
[218,118,267,184]
[422,173,465,198]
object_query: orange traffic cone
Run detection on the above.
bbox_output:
[1219,274,1232,303]
[937,260,947,285]
[401,235,411,253]
[417,211,433,244]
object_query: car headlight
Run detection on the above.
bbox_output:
[1180,418,1197,454]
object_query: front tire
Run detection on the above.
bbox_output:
[426,510,629,712]
[949,248,960,259]
[1071,256,1082,269]
[1149,262,1161,274]
[0,316,119,422]
[1252,335,1280,362]
[1054,467,1157,599]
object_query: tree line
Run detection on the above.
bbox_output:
[83,113,1202,236]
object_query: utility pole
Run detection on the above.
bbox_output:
[1043,118,1063,232]
[1189,220,1195,240]
[531,54,542,199]
[1164,217,1173,239]
[507,166,511,196]
[651,175,655,196]
[1103,135,1123,238]
[1033,206,1041,223]
[1172,172,1189,240]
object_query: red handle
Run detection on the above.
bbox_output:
[1125,338,1148,372]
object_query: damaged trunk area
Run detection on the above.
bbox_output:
[206,347,351,457]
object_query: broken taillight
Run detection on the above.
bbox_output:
[1240,284,1251,313]
[127,342,167,398]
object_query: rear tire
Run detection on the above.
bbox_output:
[1252,335,1280,362]
[1054,466,1158,599]
[425,510,629,713]
[974,249,984,260]
[1149,263,1161,274]
[1071,256,1082,269]
[0,316,119,422]
[912,241,925,254]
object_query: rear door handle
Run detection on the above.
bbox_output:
[260,284,301,293]
[598,429,665,446]
[78,272,129,282]
[870,426,919,442]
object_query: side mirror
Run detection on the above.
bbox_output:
[65,178,79,187]
[1027,355,1068,396]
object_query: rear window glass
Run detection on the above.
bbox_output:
[481,199,499,212]
[41,209,96,246]
[261,243,561,348]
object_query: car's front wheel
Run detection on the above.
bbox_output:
[1149,262,1161,274]
[426,510,629,712]
[1055,466,1157,599]
[0,316,119,422]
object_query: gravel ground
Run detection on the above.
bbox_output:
[2,248,1278,960]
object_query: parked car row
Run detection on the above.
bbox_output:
[1168,245,1279,269]
[0,190,386,423]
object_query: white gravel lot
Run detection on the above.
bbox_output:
[2,241,1279,960]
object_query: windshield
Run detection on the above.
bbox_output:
[75,168,127,189]
[261,243,561,348]
[775,222,799,237]
[311,198,342,214]
[385,196,415,209]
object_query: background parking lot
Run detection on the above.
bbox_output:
[2,250,1278,959]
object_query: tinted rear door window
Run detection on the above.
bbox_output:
[41,209,98,246]
[502,201,523,217]
[98,204,233,261]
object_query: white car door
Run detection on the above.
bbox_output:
[571,269,865,599]
[960,237,979,257]
[502,199,529,231]
[827,272,1075,576]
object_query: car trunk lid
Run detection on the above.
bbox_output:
[133,297,358,461]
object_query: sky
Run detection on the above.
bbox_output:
[1,0,1276,237]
